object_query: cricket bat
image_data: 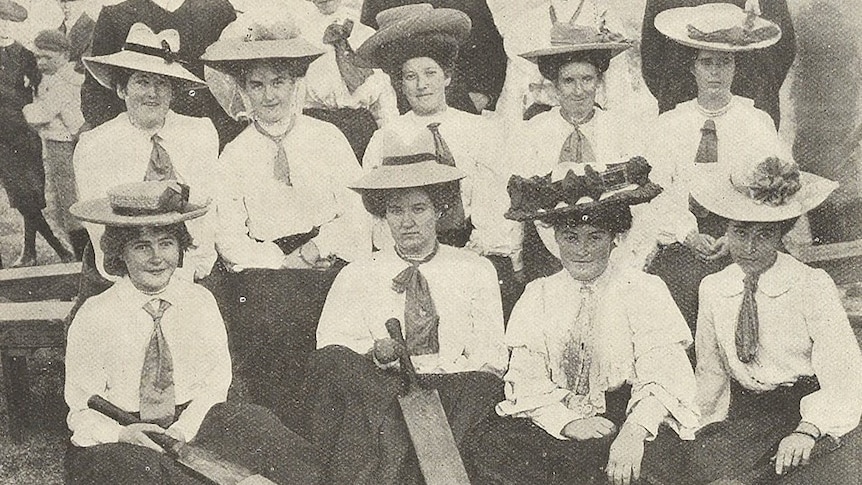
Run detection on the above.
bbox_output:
[87,395,276,485]
[384,318,471,485]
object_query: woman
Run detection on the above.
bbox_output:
[74,22,219,288]
[471,159,698,485]
[64,181,323,484]
[0,0,73,267]
[357,4,521,318]
[661,158,862,484]
[305,153,507,485]
[200,18,369,426]
[645,3,784,329]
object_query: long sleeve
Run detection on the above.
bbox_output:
[168,292,232,442]
[799,271,862,437]
[462,256,508,373]
[316,263,375,354]
[65,301,125,446]
[694,283,732,428]
[214,185,287,270]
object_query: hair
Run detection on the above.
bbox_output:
[229,57,311,85]
[100,223,194,277]
[537,51,611,82]
[361,182,460,219]
[545,202,633,236]
[112,67,178,94]
[380,33,460,81]
[724,217,799,238]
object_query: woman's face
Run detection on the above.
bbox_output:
[118,71,173,130]
[385,187,439,256]
[401,57,450,116]
[243,64,297,124]
[555,61,599,119]
[691,49,735,99]
[121,226,180,293]
[555,222,614,282]
[726,220,782,275]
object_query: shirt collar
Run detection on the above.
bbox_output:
[124,110,179,140]
[717,252,795,297]
[115,275,182,311]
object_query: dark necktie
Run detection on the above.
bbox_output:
[735,273,760,363]
[562,283,596,395]
[139,299,175,427]
[323,20,373,94]
[146,134,176,181]
[391,245,440,356]
[559,124,597,166]
[254,121,292,186]
[427,122,466,232]
[694,119,718,164]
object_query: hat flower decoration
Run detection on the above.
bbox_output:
[746,156,801,207]
[505,156,662,223]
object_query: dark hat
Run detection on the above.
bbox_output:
[70,181,209,227]
[34,29,71,52]
[505,157,662,229]
[0,0,26,22]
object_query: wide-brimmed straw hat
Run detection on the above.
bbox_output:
[691,157,837,223]
[520,5,632,63]
[82,23,204,89]
[70,181,209,227]
[201,18,324,121]
[655,3,781,52]
[505,157,662,225]
[354,4,471,69]
[349,153,465,192]
[0,0,26,22]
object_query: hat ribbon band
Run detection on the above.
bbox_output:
[123,40,186,65]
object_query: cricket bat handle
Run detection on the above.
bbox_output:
[384,318,420,389]
[87,395,179,453]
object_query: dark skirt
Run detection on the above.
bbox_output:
[65,401,324,485]
[303,345,504,485]
[0,128,46,210]
[645,376,862,485]
[469,384,640,485]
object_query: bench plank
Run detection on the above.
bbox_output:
[0,263,81,303]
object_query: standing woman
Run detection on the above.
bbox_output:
[0,0,73,267]
[306,154,507,485]
[645,3,784,330]
[661,157,862,484]
[200,18,370,426]
[357,4,522,319]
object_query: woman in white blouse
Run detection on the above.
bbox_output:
[471,159,698,485]
[669,157,862,484]
[306,153,507,485]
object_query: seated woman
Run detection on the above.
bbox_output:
[200,18,370,424]
[72,23,220,323]
[305,153,507,485]
[471,160,699,485]
[664,158,862,484]
[64,181,323,484]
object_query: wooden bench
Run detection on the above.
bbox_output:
[0,262,80,441]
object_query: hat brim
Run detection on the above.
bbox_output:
[691,171,837,222]
[505,182,663,222]
[355,9,471,69]
[70,198,209,226]
[83,51,205,89]
[520,42,632,63]
[655,4,781,52]
[200,38,324,65]
[349,161,465,192]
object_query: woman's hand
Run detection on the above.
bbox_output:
[704,235,730,261]
[684,232,717,259]
[561,416,617,441]
[774,432,816,475]
[118,423,167,453]
[606,423,649,485]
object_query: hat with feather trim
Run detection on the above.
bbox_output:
[655,3,781,52]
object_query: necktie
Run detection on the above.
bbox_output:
[427,123,466,232]
[323,20,373,93]
[254,121,292,186]
[562,283,596,395]
[391,246,440,356]
[139,299,175,427]
[558,124,597,166]
[694,119,718,164]
[735,273,760,363]
[145,134,176,181]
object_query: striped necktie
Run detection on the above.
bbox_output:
[254,121,292,186]
[735,273,761,363]
[139,299,175,427]
[145,134,176,181]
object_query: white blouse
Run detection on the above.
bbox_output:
[316,244,508,375]
[497,264,698,440]
[696,252,862,438]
